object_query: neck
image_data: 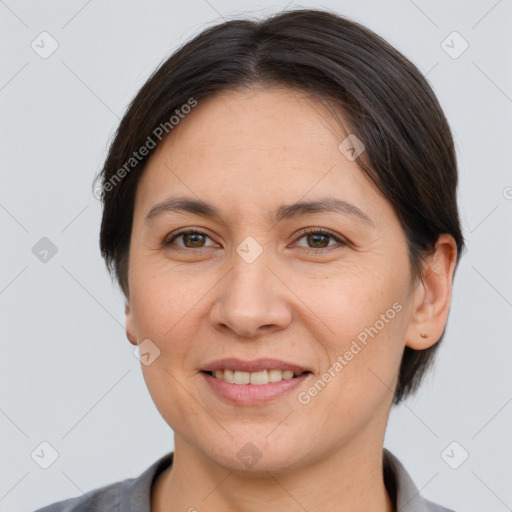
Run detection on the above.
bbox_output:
[151,434,394,512]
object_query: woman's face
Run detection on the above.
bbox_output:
[125,87,422,472]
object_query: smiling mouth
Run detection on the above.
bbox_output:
[202,369,311,385]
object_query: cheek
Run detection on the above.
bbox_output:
[291,258,406,343]
[292,266,407,415]
[140,366,207,440]
[129,263,215,422]
[341,310,405,389]
[129,257,210,339]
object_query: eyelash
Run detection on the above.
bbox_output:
[163,228,347,253]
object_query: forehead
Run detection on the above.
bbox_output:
[162,86,349,160]
[133,86,389,223]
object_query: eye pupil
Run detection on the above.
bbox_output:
[184,233,205,248]
[308,233,329,248]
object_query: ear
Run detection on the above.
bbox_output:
[125,301,138,346]
[405,234,458,350]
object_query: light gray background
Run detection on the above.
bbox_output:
[1,1,511,511]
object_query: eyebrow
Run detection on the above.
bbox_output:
[144,196,373,226]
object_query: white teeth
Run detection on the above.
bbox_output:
[223,369,234,383]
[268,369,283,382]
[210,369,301,385]
[249,370,268,385]
[234,370,250,384]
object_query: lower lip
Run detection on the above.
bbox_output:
[201,372,311,405]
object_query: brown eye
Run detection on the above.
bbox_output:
[294,229,347,251]
[182,232,206,248]
[306,233,330,248]
[165,230,216,249]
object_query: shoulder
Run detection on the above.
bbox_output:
[33,481,121,512]
[422,496,456,512]
[33,452,174,512]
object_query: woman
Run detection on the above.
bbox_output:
[37,8,463,512]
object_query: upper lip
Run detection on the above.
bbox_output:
[201,358,312,374]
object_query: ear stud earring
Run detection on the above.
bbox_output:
[420,332,429,339]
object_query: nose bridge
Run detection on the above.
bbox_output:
[228,231,273,294]
[227,246,274,311]
[210,244,292,337]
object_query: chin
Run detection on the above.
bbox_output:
[199,429,310,475]
[213,449,305,476]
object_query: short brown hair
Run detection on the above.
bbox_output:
[93,8,465,403]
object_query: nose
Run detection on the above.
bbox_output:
[209,253,293,338]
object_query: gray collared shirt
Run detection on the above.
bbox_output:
[34,449,455,511]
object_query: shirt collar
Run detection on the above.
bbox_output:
[383,449,453,511]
